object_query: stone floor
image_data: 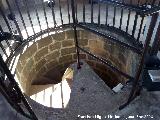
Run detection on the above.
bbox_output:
[0,92,29,120]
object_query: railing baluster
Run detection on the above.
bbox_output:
[119,0,124,29]
[98,0,101,25]
[126,10,131,33]
[0,55,38,120]
[49,0,57,27]
[41,0,49,34]
[132,13,138,37]
[9,55,17,72]
[75,0,78,22]
[126,0,132,33]
[33,0,42,32]
[67,0,71,24]
[120,13,159,110]
[71,0,81,69]
[142,24,146,35]
[0,76,30,119]
[0,43,8,58]
[83,0,85,23]
[6,0,23,38]
[132,0,141,37]
[113,6,116,27]
[4,39,13,53]
[0,25,13,53]
[23,0,36,35]
[137,16,144,41]
[14,0,29,38]
[59,0,63,25]
[105,4,108,25]
[0,6,12,33]
[60,81,64,108]
[91,0,93,23]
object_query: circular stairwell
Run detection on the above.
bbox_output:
[14,26,140,119]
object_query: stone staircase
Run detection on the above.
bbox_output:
[1,61,160,120]
[26,61,131,119]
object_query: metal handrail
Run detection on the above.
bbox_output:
[0,0,159,118]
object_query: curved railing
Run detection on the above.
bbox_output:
[0,0,160,119]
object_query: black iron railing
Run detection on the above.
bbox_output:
[0,55,38,119]
[0,0,160,118]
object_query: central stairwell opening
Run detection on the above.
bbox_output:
[15,28,140,109]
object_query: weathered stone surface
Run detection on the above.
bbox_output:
[118,52,127,65]
[35,59,46,72]
[59,55,73,63]
[36,66,47,76]
[22,58,34,79]
[52,32,65,40]
[62,40,74,47]
[80,30,89,39]
[86,60,95,67]
[56,64,64,71]
[19,43,37,65]
[20,75,27,83]
[34,47,48,62]
[67,62,120,119]
[89,39,103,48]
[66,30,81,39]
[73,53,86,59]
[66,30,74,39]
[16,62,23,73]
[96,62,108,72]
[109,55,122,70]
[38,37,52,49]
[103,41,114,54]
[61,47,76,56]
[49,42,61,51]
[89,32,99,40]
[27,68,36,82]
[45,50,60,60]
[46,59,59,70]
[79,38,88,46]
[63,61,75,69]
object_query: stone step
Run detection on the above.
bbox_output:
[149,70,160,82]
[26,61,131,119]
[108,90,160,120]
[65,61,130,119]
[0,93,29,120]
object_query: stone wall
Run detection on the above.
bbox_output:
[16,29,139,94]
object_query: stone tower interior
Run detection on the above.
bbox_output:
[0,0,160,120]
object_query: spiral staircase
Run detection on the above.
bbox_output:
[0,0,160,120]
